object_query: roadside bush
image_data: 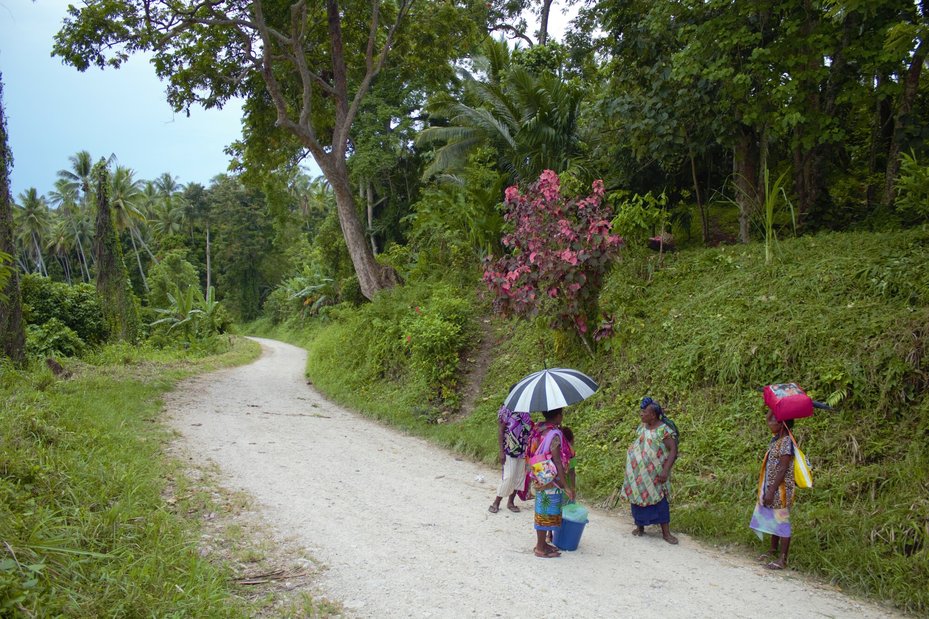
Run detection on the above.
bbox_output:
[147,251,200,309]
[25,318,85,358]
[402,286,476,401]
[20,274,108,345]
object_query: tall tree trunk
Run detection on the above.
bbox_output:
[205,223,211,294]
[883,38,928,208]
[366,181,378,255]
[688,147,709,244]
[93,161,139,342]
[128,229,149,291]
[733,127,760,243]
[538,0,554,46]
[867,75,893,211]
[0,74,25,364]
[316,155,396,299]
[75,232,91,282]
[32,233,47,276]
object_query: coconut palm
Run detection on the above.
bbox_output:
[46,216,76,284]
[57,150,95,200]
[48,178,93,282]
[14,188,51,276]
[110,165,153,289]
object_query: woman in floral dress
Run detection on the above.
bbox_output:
[622,397,679,544]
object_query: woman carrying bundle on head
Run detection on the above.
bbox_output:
[622,397,680,544]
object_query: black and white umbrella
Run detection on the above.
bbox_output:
[504,368,599,412]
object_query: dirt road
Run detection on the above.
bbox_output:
[166,338,898,618]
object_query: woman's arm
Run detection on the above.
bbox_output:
[656,435,678,484]
[551,435,575,500]
[763,454,793,507]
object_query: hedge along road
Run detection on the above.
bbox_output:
[166,338,898,618]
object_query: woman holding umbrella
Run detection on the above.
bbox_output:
[528,408,574,557]
[504,367,598,558]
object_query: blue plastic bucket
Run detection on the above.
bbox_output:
[553,516,588,551]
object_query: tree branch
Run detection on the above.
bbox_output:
[336,0,415,149]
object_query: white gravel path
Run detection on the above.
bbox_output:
[165,337,901,618]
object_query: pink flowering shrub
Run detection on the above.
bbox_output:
[483,170,623,335]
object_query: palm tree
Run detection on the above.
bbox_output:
[14,189,51,276]
[109,165,153,290]
[417,39,583,184]
[46,216,75,284]
[48,178,92,282]
[57,150,95,200]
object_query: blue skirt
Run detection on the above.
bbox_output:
[631,496,670,526]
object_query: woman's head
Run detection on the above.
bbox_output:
[543,408,564,425]
[766,411,793,433]
[640,397,663,425]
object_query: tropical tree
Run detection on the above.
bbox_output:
[92,160,140,342]
[48,177,92,281]
[14,188,51,276]
[46,217,77,284]
[417,39,584,185]
[54,0,485,300]
[110,165,153,289]
[56,150,95,199]
[0,74,25,364]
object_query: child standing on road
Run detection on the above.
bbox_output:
[489,404,533,513]
[750,411,796,570]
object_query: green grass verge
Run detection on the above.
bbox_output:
[0,337,262,616]
[250,226,929,613]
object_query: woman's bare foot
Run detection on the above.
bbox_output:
[756,550,778,562]
[534,547,561,558]
[663,533,679,545]
[488,504,499,513]
[506,504,520,513]
[631,527,644,537]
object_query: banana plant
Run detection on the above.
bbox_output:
[150,285,203,341]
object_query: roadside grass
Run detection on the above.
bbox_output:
[250,226,929,614]
[0,336,311,616]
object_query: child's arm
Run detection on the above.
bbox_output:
[762,454,794,507]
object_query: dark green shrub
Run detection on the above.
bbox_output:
[147,251,200,310]
[26,318,85,358]
[21,275,108,345]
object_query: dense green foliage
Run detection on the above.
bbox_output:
[20,274,107,345]
[0,338,261,615]
[255,227,929,613]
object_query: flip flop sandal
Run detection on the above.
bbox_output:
[507,505,521,513]
[764,561,785,570]
[488,504,499,513]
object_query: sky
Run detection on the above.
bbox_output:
[0,0,244,198]
[0,0,576,201]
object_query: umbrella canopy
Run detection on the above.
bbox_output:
[504,368,599,412]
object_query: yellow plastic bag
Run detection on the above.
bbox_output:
[787,428,813,489]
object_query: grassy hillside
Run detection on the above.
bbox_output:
[253,227,929,613]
